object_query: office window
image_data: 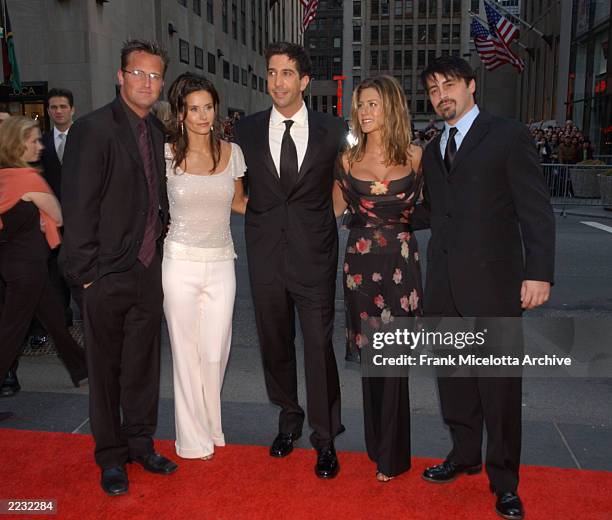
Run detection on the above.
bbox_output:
[394,50,402,69]
[381,25,389,44]
[452,23,460,42]
[223,60,230,79]
[354,75,361,85]
[418,0,426,17]
[405,0,413,15]
[452,0,461,15]
[353,50,361,67]
[259,77,264,93]
[417,50,425,67]
[241,0,246,44]
[394,25,402,44]
[193,0,201,15]
[194,46,203,69]
[371,25,379,44]
[442,24,450,42]
[208,52,216,74]
[428,24,437,43]
[353,0,362,16]
[403,76,412,90]
[417,100,425,112]
[471,0,480,12]
[251,3,256,49]
[404,49,412,68]
[252,74,257,90]
[232,0,237,39]
[371,0,379,16]
[429,0,437,16]
[241,68,247,86]
[371,50,379,67]
[353,25,361,42]
[332,95,338,116]
[333,37,341,48]
[381,0,389,15]
[418,24,427,43]
[442,0,451,16]
[207,0,214,22]
[381,50,388,69]
[312,96,319,111]
[233,64,239,83]
[395,0,403,16]
[222,0,228,33]
[428,50,436,64]
[179,39,189,64]
[404,25,413,43]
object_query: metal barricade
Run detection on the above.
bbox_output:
[541,164,612,215]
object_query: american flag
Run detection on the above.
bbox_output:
[300,0,319,32]
[470,17,524,72]
[484,1,519,46]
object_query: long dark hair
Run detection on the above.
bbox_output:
[167,72,222,173]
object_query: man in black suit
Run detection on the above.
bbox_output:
[60,40,177,496]
[234,42,346,479]
[415,57,555,520]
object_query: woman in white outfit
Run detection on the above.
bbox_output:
[164,73,247,460]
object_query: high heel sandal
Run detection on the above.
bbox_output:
[200,454,214,461]
[376,471,394,482]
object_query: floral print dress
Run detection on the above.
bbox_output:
[337,165,424,361]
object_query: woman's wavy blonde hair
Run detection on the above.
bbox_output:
[348,75,412,167]
[0,116,39,168]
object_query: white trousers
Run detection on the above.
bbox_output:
[162,257,235,458]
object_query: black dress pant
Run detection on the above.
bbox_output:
[425,267,522,494]
[83,253,163,469]
[0,256,86,383]
[250,259,343,450]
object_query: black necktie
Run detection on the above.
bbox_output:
[280,120,298,193]
[444,127,458,172]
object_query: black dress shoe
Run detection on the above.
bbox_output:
[130,453,178,475]
[494,491,524,520]
[270,433,299,458]
[0,411,14,422]
[29,335,49,349]
[101,466,128,496]
[69,367,88,388]
[0,366,20,397]
[315,444,339,479]
[422,461,482,483]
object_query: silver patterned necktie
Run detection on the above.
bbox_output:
[56,133,66,164]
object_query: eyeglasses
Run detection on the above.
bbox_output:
[122,69,163,82]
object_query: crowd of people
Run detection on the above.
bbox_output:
[530,120,595,164]
[0,40,558,520]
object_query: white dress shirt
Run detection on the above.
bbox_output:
[53,126,70,156]
[439,104,480,159]
[269,102,309,176]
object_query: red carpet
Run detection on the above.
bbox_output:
[0,429,610,519]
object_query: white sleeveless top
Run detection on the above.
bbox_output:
[164,142,246,262]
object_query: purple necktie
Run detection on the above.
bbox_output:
[136,120,159,267]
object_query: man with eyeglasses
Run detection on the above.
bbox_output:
[60,39,175,496]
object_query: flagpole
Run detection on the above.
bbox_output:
[488,0,553,47]
[468,10,532,55]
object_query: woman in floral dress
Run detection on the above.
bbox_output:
[333,75,423,482]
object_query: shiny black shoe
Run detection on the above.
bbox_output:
[130,453,178,475]
[315,444,339,479]
[101,466,128,496]
[69,367,88,388]
[494,491,524,520]
[270,433,299,458]
[422,461,482,483]
[0,411,14,422]
[29,334,49,349]
[0,366,20,397]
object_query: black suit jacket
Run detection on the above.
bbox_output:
[59,97,169,286]
[41,131,62,200]
[234,108,346,287]
[413,110,555,317]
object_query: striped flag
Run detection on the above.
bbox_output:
[300,0,319,32]
[484,0,519,46]
[470,17,524,73]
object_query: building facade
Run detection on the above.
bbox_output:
[567,0,610,154]
[1,0,304,127]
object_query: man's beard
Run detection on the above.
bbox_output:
[439,100,456,121]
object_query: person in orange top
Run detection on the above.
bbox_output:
[0,116,88,419]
